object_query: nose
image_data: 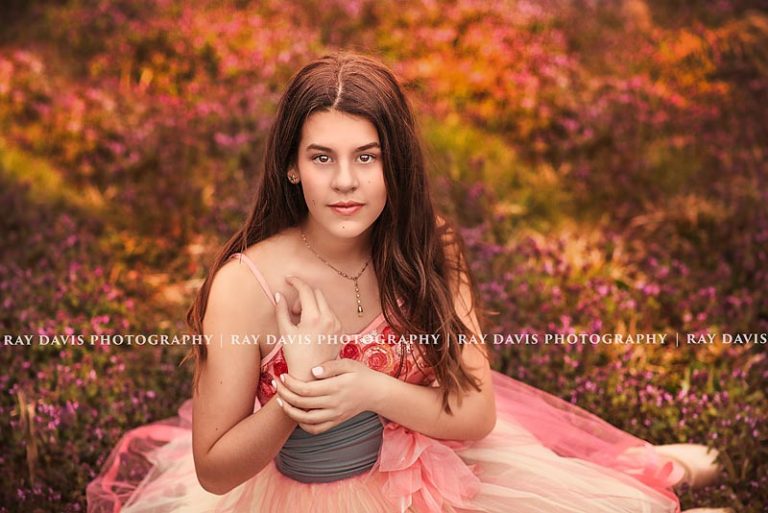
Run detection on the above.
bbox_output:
[331,160,359,192]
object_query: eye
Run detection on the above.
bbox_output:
[311,154,331,164]
[359,154,378,164]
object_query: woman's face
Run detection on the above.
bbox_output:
[291,109,387,239]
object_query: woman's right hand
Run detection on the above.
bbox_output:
[274,275,343,380]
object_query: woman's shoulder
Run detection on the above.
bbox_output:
[220,226,306,302]
[203,232,297,356]
[202,255,275,359]
[237,226,301,272]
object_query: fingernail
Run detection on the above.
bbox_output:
[274,292,281,303]
[276,397,284,407]
[271,378,277,388]
[280,373,286,383]
[312,366,323,377]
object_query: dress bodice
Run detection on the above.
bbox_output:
[256,315,436,407]
[226,251,437,408]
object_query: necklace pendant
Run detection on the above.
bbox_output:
[357,304,364,317]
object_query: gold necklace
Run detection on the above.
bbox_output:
[300,231,372,317]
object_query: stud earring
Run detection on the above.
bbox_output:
[288,173,300,184]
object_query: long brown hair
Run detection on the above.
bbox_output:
[183,50,493,415]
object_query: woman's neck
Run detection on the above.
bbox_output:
[297,218,373,270]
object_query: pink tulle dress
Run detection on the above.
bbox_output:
[87,252,685,513]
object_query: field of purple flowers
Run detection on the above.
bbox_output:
[1,1,766,511]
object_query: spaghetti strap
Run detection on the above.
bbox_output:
[230,252,277,305]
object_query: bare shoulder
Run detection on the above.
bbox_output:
[192,250,281,465]
[239,226,304,292]
[208,226,303,340]
[200,251,277,387]
[205,255,275,333]
[243,226,301,261]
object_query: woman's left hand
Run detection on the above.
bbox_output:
[273,358,384,435]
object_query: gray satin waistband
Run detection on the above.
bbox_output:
[275,410,384,483]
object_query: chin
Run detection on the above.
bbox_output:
[315,216,373,238]
[327,222,371,237]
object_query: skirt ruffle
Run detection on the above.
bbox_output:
[87,370,682,513]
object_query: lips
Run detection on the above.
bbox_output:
[329,202,364,216]
[329,202,363,207]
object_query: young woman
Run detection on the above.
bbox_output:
[87,51,729,513]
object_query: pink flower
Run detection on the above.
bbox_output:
[273,354,289,377]
[381,326,398,345]
[258,372,276,398]
[364,346,394,372]
[341,342,361,359]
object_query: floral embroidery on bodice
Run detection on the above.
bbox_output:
[257,319,436,406]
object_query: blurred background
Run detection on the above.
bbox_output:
[0,0,766,511]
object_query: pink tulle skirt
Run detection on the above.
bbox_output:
[87,370,683,513]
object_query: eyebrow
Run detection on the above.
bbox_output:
[305,142,380,152]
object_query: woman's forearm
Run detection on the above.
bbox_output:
[198,397,296,495]
[370,372,496,441]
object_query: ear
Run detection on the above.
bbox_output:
[287,166,301,184]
